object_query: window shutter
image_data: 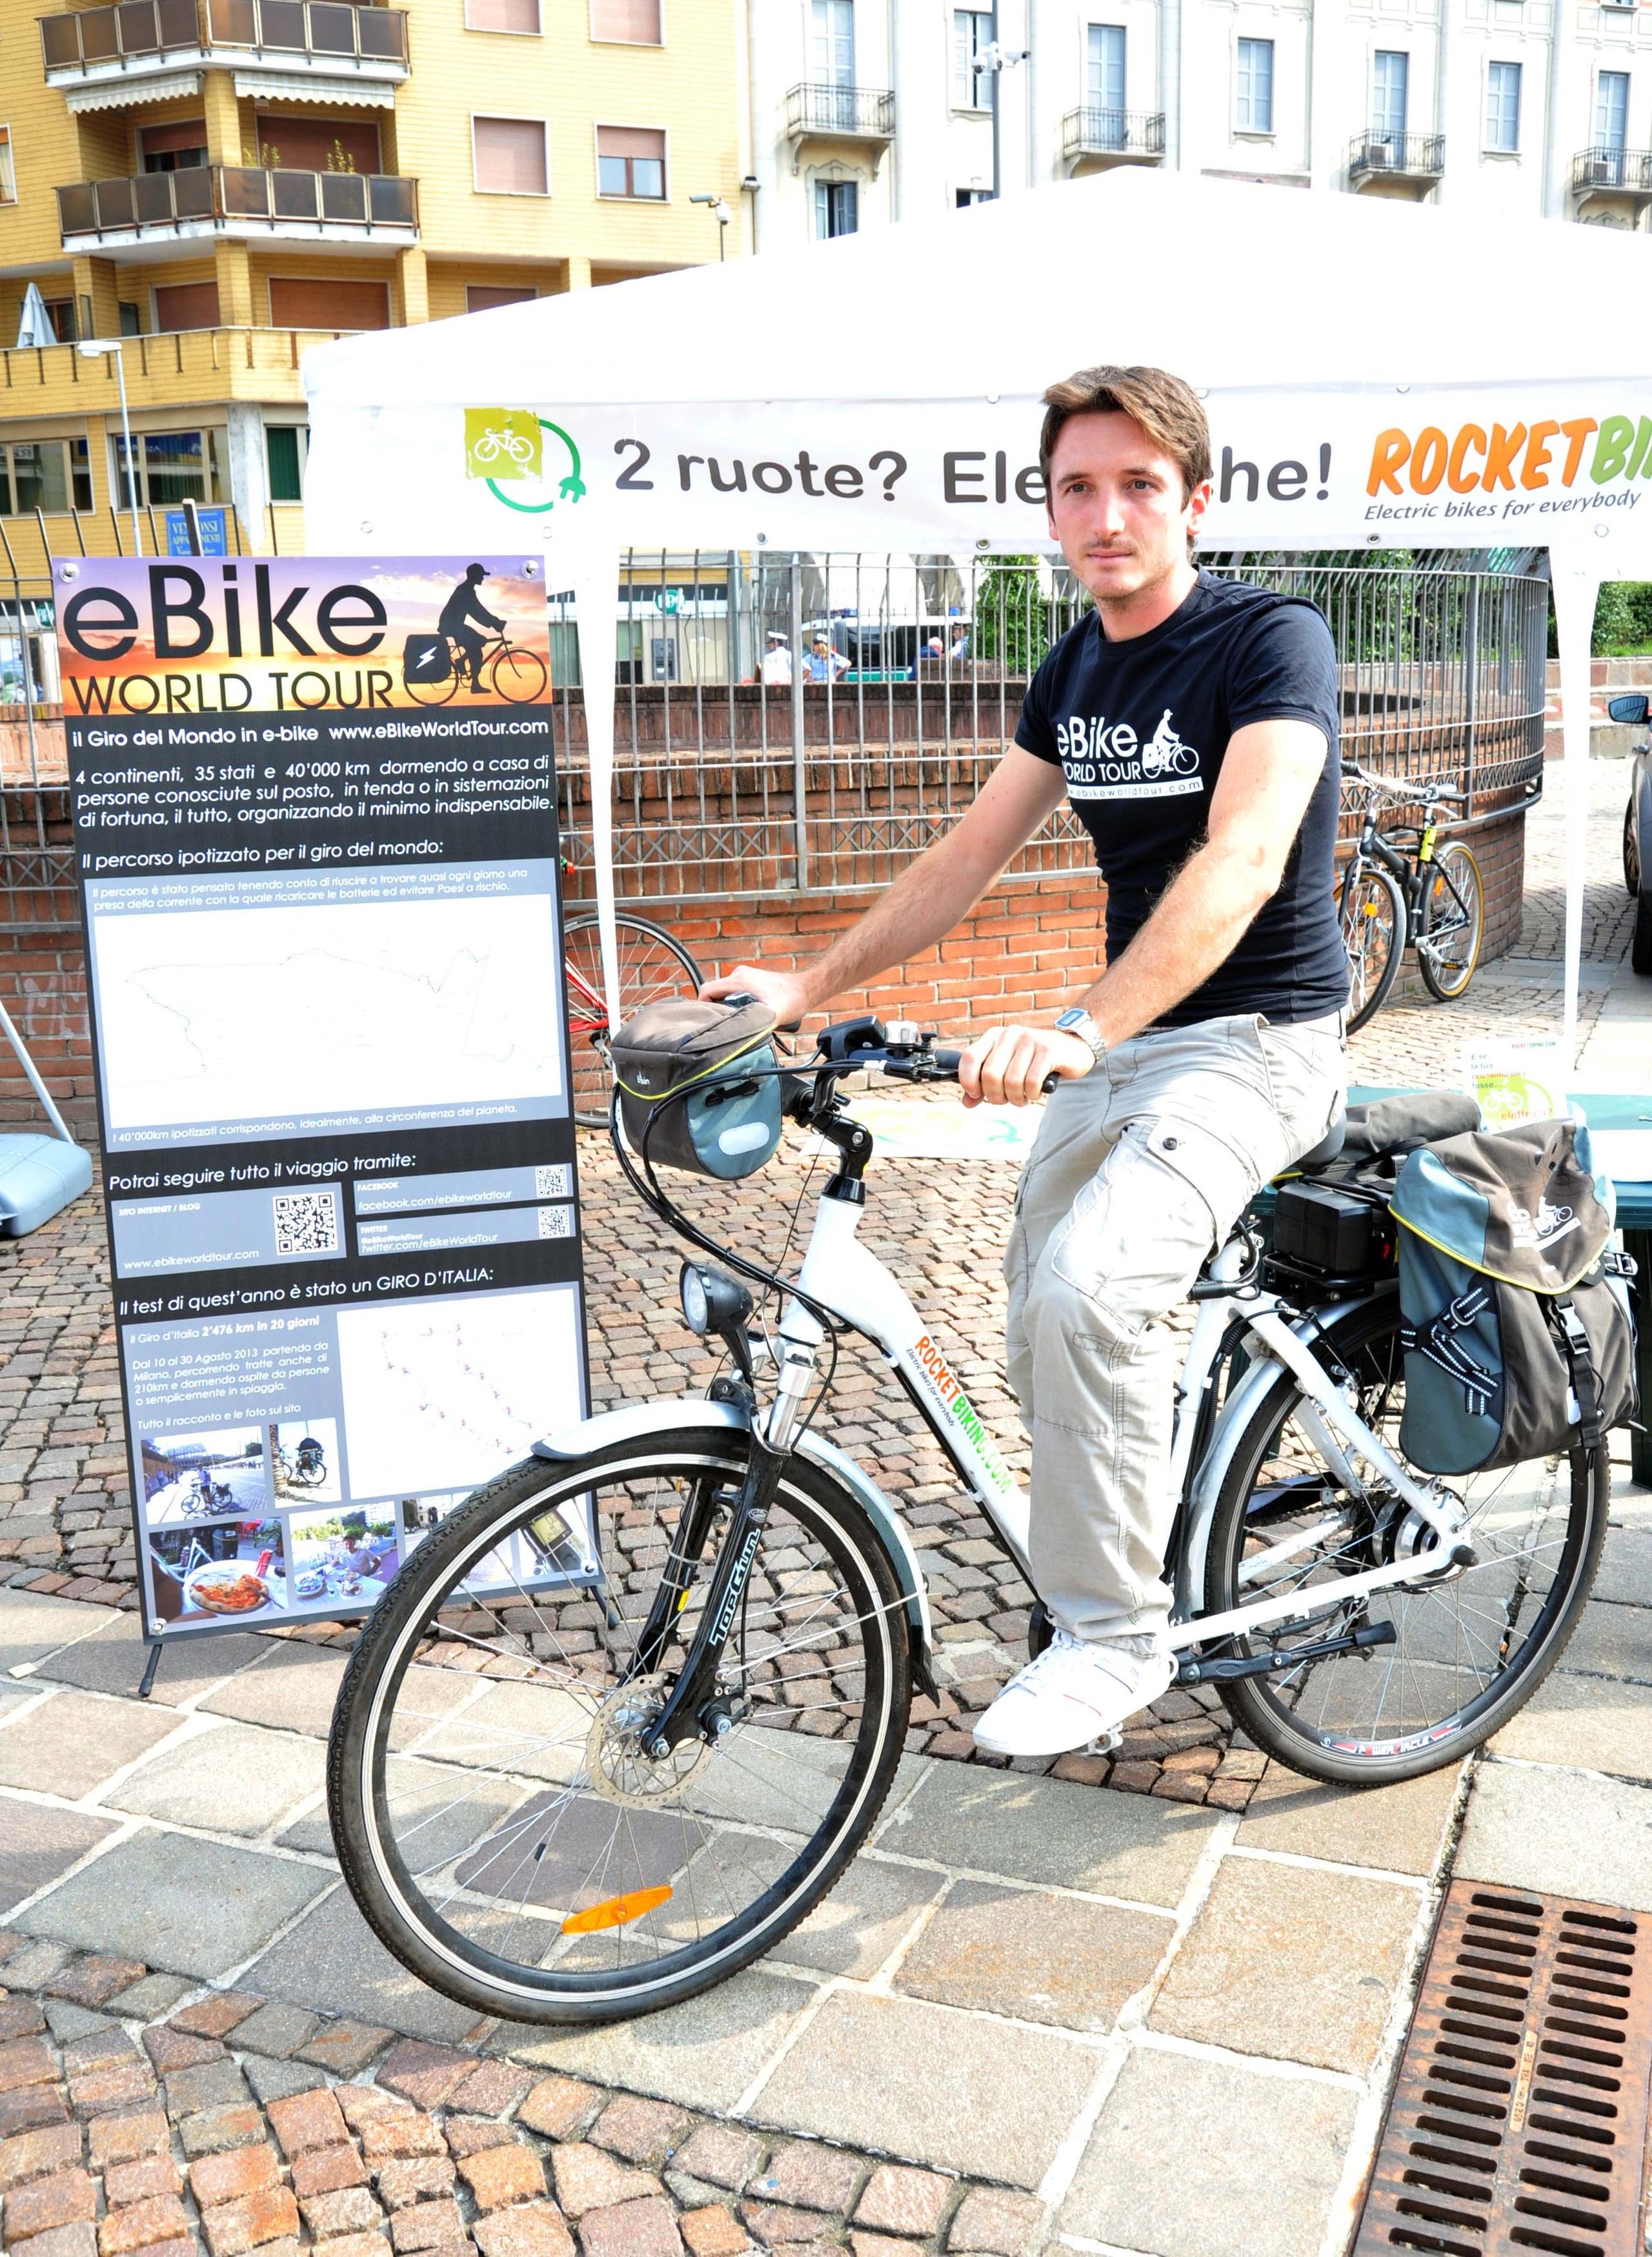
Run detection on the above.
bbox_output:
[590,0,660,39]
[154,281,221,332]
[474,116,549,193]
[467,283,537,311]
[268,276,390,329]
[468,0,541,33]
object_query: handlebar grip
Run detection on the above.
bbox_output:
[930,1048,1060,1096]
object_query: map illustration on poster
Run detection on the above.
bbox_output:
[57,554,592,1640]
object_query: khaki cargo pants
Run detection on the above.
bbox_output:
[1003,1011,1347,1642]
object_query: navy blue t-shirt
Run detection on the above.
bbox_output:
[1015,570,1349,1027]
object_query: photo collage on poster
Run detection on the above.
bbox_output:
[60,556,597,1639]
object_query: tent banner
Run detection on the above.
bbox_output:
[308,381,1652,559]
[55,551,594,1645]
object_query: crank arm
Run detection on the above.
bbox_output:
[1177,1619,1396,1685]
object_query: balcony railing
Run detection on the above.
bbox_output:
[1061,108,1165,164]
[39,0,408,78]
[1573,144,1652,195]
[1347,131,1445,184]
[783,84,896,142]
[57,165,418,246]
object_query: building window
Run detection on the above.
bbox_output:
[590,0,660,39]
[1372,50,1407,140]
[119,301,141,336]
[473,116,550,194]
[812,0,854,86]
[112,430,225,511]
[814,177,858,236]
[596,125,665,198]
[955,186,990,205]
[1235,37,1274,134]
[43,299,77,343]
[467,283,537,310]
[467,0,539,35]
[1087,25,1125,118]
[1597,70,1630,154]
[0,128,15,207]
[141,119,208,172]
[266,425,307,502]
[154,281,221,333]
[0,440,92,515]
[1485,60,1520,151]
[268,276,390,329]
[954,10,992,106]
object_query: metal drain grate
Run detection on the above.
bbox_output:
[1354,1877,1652,2257]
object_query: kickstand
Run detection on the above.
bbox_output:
[136,1641,163,1700]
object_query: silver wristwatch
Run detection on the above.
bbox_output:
[1054,1007,1107,1069]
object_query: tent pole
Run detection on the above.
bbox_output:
[0,996,75,1144]
[570,558,623,1033]
[1548,555,1598,1082]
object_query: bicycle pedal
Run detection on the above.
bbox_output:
[1083,1729,1123,1757]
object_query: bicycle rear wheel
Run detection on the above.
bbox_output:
[1337,860,1406,1033]
[327,1430,913,2023]
[1203,1292,1607,1785]
[561,912,702,1127]
[1416,840,1484,1002]
[489,646,549,705]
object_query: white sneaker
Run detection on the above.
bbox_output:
[972,1630,1176,1759]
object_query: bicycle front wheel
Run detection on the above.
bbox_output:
[1416,840,1484,1002]
[1337,860,1405,1033]
[561,911,703,1127]
[1203,1292,1607,1785]
[327,1430,913,2024]
[489,646,549,705]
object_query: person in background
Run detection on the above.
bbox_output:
[805,634,849,683]
[759,633,794,686]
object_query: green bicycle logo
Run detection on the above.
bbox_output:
[463,407,586,514]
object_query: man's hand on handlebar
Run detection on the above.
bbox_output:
[959,1024,1095,1110]
[700,965,813,1031]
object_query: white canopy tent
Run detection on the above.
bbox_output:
[303,168,1652,1068]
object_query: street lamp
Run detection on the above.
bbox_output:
[77,339,142,556]
[689,191,734,260]
[978,39,1030,201]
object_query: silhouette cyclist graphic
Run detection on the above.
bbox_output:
[438,564,505,688]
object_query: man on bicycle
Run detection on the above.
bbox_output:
[437,564,505,689]
[706,365,1349,1759]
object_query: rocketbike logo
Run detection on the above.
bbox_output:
[465,409,587,515]
[912,1331,1014,1495]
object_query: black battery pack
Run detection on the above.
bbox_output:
[1272,1180,1388,1276]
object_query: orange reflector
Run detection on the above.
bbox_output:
[562,1885,673,1936]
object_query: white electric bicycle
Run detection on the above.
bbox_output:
[328,1018,1607,2024]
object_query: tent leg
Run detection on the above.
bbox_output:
[0,995,76,1144]
[1547,558,1599,1082]
[569,560,624,1032]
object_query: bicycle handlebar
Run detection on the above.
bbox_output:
[1345,762,1465,807]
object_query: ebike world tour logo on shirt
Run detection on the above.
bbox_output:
[1055,707,1204,802]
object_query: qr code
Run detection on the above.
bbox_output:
[537,1204,574,1240]
[274,1190,339,1257]
[535,1164,572,1199]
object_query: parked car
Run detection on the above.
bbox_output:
[1606,693,1652,974]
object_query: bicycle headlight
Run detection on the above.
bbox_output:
[679,1262,753,1339]
[680,1263,710,1336]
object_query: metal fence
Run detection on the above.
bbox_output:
[547,551,1550,905]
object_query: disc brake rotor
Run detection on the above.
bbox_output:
[584,1672,715,1809]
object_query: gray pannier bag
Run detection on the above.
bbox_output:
[1389,1118,1637,1475]
[610,997,783,1180]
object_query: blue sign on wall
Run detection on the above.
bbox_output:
[163,506,228,556]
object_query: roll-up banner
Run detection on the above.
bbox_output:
[55,553,593,1641]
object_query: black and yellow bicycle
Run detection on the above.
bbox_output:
[1337,762,1486,1033]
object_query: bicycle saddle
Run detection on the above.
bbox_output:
[1294,1109,1347,1173]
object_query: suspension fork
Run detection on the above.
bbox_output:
[636,1341,822,1757]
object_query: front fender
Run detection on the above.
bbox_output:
[534,1399,936,1688]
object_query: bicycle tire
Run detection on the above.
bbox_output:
[1337,859,1406,1033]
[489,645,549,705]
[562,911,703,1128]
[1416,840,1484,1003]
[1202,1292,1607,1785]
[327,1431,913,2024]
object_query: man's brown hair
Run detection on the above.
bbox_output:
[1038,364,1212,501]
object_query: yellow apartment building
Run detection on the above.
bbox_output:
[0,0,749,567]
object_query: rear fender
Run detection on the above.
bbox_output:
[534,1400,936,1692]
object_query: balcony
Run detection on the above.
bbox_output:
[783,83,895,174]
[1572,145,1652,212]
[1346,132,1444,190]
[1062,108,1165,170]
[39,0,408,101]
[57,165,418,250]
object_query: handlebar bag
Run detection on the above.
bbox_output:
[611,997,783,1180]
[1389,1118,1635,1474]
[402,633,452,689]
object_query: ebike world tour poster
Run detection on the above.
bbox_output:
[55,553,594,1642]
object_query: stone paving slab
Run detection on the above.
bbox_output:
[503,1970,818,2114]
[750,1990,1100,2187]
[1233,1760,1462,1877]
[242,1886,490,2047]
[891,1878,1173,2033]
[0,1795,119,1914]
[1490,1666,1652,1783]
[876,1761,1219,1907]
[0,1588,117,1674]
[768,1855,944,1982]
[199,1645,351,1739]
[1593,1524,1652,1609]
[14,1827,336,1978]
[1149,1856,1420,2076]
[106,1723,328,1839]
[32,1615,268,1704]
[1553,1597,1652,1683]
[0,1689,181,1797]
[1058,2047,1360,2257]
[1457,1758,1652,1910]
